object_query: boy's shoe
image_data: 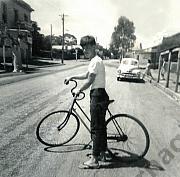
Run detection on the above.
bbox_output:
[79,155,100,169]
[78,162,100,169]
[98,151,106,162]
[86,152,107,162]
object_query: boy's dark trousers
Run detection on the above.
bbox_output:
[90,88,109,157]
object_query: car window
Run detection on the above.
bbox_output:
[131,60,138,65]
[122,60,128,65]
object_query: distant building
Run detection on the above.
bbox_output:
[160,33,180,52]
[158,33,180,73]
[130,32,180,69]
[131,45,159,68]
[0,0,34,64]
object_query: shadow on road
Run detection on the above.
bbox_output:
[0,58,63,75]
[44,143,92,153]
[43,144,164,171]
[99,156,164,171]
[118,79,145,84]
[28,59,64,68]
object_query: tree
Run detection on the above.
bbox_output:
[41,35,51,50]
[31,21,43,56]
[52,35,62,45]
[64,33,77,45]
[110,16,136,58]
[51,33,77,46]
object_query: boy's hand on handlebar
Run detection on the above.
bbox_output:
[64,77,71,85]
[72,88,81,97]
[64,78,82,98]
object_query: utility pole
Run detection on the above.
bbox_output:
[2,25,7,70]
[60,13,68,64]
[62,14,64,64]
[50,24,53,60]
[2,40,6,70]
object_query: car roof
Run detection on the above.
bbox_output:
[119,58,139,67]
[121,58,138,62]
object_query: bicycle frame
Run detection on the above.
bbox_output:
[64,79,126,142]
[68,94,125,139]
[36,79,150,161]
[69,95,91,133]
[72,100,91,133]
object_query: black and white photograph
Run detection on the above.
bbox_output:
[0,0,180,177]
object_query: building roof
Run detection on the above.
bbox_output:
[14,0,34,11]
[160,32,180,51]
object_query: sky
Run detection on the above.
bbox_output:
[24,0,180,49]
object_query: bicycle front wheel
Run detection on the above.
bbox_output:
[36,110,80,147]
[106,114,150,162]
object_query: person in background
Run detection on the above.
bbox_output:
[65,35,109,169]
[160,58,166,80]
[12,37,22,72]
[142,59,154,81]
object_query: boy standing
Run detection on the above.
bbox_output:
[65,35,109,169]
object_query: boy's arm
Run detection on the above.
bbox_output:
[64,72,96,95]
[69,73,96,95]
[79,72,95,92]
[67,71,89,81]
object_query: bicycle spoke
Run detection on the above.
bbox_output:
[106,114,150,162]
[122,118,127,134]
[126,142,132,151]
[36,110,80,146]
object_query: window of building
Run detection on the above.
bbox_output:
[24,14,28,22]
[2,2,7,24]
[14,9,19,23]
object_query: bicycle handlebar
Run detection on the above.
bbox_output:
[64,79,85,100]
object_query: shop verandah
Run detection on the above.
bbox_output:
[156,46,180,93]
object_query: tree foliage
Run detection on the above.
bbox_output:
[64,33,77,45]
[39,33,77,51]
[52,35,62,45]
[110,16,136,58]
[31,21,43,56]
[41,35,52,50]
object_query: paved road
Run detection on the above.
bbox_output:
[0,63,180,177]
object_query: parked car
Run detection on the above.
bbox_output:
[117,58,142,81]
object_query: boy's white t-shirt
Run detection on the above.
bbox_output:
[88,55,105,90]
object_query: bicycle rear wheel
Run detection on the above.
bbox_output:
[106,114,150,162]
[36,110,80,147]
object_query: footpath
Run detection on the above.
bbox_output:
[148,69,180,105]
[0,58,180,105]
[0,58,87,86]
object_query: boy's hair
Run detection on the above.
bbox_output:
[80,35,96,48]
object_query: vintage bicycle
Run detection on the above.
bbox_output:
[36,79,150,162]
